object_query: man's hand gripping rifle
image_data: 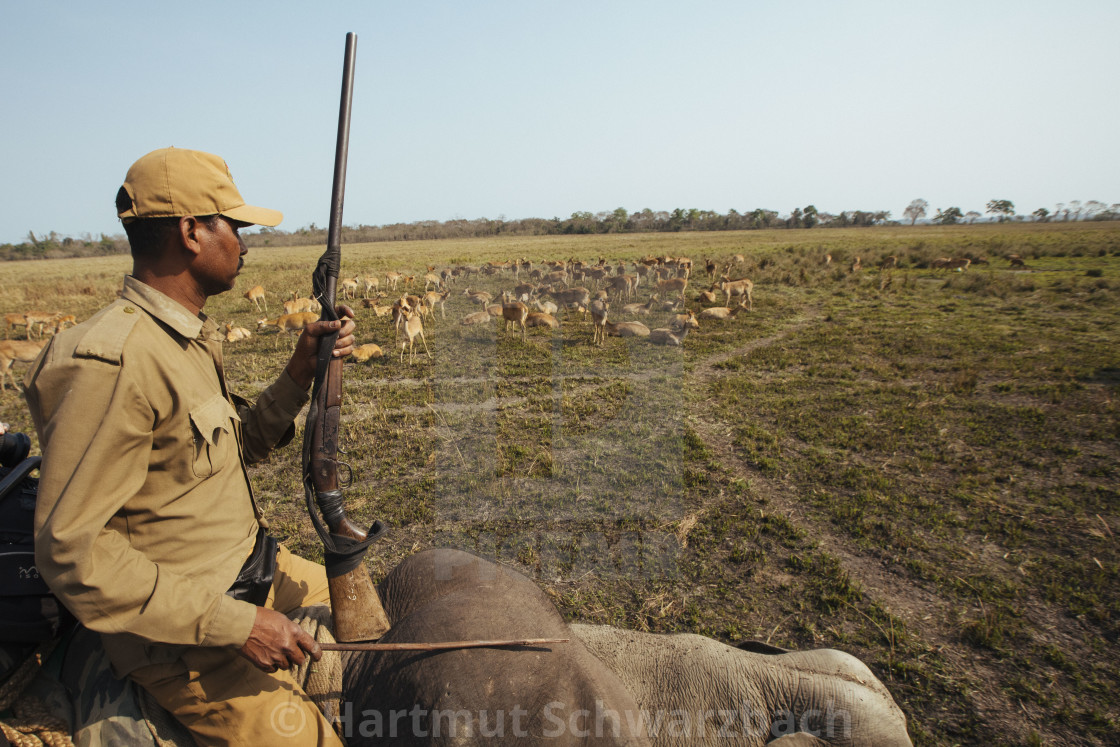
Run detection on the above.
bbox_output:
[302,32,391,642]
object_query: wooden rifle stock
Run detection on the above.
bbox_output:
[304,31,391,643]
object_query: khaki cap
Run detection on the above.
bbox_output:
[117,147,282,227]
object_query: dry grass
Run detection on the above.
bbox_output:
[2,222,1119,746]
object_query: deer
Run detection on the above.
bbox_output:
[657,276,688,301]
[697,286,719,305]
[351,343,383,362]
[422,290,452,319]
[500,292,529,340]
[0,339,47,390]
[223,322,252,342]
[256,312,317,347]
[698,301,749,320]
[878,256,898,270]
[460,310,492,326]
[546,286,591,320]
[22,311,63,340]
[589,299,609,346]
[604,319,649,338]
[526,312,559,329]
[850,256,862,273]
[397,308,431,365]
[243,285,267,312]
[649,313,699,346]
[339,277,360,299]
[620,296,656,316]
[1008,254,1027,269]
[362,275,380,297]
[384,271,402,291]
[716,276,754,311]
[4,313,27,339]
[391,297,413,331]
[423,273,443,292]
[463,288,493,307]
[284,293,320,315]
[533,298,558,316]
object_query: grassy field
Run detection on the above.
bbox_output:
[1,221,1118,745]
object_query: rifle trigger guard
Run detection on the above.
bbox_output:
[338,461,353,489]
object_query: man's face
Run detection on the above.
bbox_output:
[193,216,250,297]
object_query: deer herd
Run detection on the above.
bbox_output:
[0,251,1033,386]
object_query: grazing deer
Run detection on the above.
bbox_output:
[423,273,443,291]
[384,271,402,290]
[716,276,754,311]
[22,311,63,340]
[698,301,749,320]
[223,323,252,342]
[256,312,317,347]
[0,339,47,390]
[850,256,862,273]
[604,320,649,338]
[932,257,971,271]
[243,285,267,312]
[589,299,609,346]
[526,312,560,329]
[362,275,380,297]
[500,292,529,340]
[351,343,383,362]
[397,308,431,365]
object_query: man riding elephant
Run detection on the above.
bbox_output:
[24,147,357,746]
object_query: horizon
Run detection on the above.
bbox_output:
[2,0,1117,245]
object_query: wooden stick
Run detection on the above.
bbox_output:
[319,638,569,652]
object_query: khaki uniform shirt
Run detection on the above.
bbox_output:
[24,276,310,676]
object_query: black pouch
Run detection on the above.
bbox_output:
[226,526,278,607]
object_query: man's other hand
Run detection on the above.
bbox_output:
[285,304,356,389]
[238,606,322,673]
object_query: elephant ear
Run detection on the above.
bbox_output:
[735,639,790,655]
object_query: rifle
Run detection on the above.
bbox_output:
[302,32,391,643]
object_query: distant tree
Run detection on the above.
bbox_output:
[903,199,928,225]
[933,207,963,225]
[787,207,803,229]
[1032,207,1050,222]
[1084,200,1106,220]
[986,199,1015,222]
[1068,200,1082,221]
[964,211,981,224]
[803,204,819,228]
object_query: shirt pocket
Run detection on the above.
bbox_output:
[189,394,241,478]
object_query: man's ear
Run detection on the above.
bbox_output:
[178,216,203,257]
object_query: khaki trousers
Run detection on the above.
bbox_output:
[130,544,345,746]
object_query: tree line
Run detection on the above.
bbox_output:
[3,200,1118,261]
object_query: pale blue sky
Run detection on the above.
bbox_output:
[1,0,1116,244]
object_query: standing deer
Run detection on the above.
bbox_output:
[717,276,754,310]
[0,339,46,390]
[500,292,529,341]
[256,312,317,347]
[589,299,609,346]
[398,308,431,365]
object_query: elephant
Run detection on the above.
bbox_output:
[5,549,911,746]
[340,548,912,746]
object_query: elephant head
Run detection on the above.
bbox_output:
[339,549,911,746]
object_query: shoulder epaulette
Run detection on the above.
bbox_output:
[74,303,144,364]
